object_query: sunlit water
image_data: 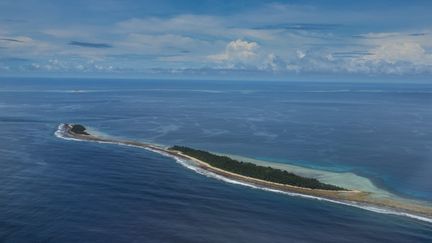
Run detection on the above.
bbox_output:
[1,78,431,242]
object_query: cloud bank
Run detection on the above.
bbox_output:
[0,1,432,78]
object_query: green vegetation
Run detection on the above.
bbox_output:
[70,124,89,135]
[170,146,346,191]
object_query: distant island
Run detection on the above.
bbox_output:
[57,123,432,221]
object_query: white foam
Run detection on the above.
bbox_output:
[170,157,432,223]
[54,125,432,224]
[54,124,81,141]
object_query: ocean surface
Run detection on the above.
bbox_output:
[1,77,431,242]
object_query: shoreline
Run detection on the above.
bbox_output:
[56,123,432,222]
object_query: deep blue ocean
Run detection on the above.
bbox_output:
[1,77,431,242]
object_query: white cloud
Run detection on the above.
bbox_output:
[262,53,286,71]
[0,35,56,55]
[118,33,212,54]
[364,41,431,65]
[43,28,95,38]
[356,32,402,39]
[296,50,306,59]
[115,15,277,42]
[339,38,432,75]
[1,3,432,76]
[25,59,117,73]
[209,39,259,62]
[208,39,290,72]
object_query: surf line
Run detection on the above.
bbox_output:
[55,123,432,224]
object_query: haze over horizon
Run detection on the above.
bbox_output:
[1,0,432,80]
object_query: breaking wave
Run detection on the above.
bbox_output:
[54,124,432,224]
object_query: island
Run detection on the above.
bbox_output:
[57,123,432,221]
[170,146,345,191]
[70,124,89,135]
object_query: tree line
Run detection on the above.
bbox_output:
[170,146,345,191]
[70,124,89,135]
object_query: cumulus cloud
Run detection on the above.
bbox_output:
[208,39,260,67]
[208,39,290,72]
[1,2,432,77]
[364,42,430,64]
[262,53,286,71]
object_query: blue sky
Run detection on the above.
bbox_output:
[1,0,432,79]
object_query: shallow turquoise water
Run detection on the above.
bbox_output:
[0,78,431,242]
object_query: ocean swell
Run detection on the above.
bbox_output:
[54,124,432,224]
